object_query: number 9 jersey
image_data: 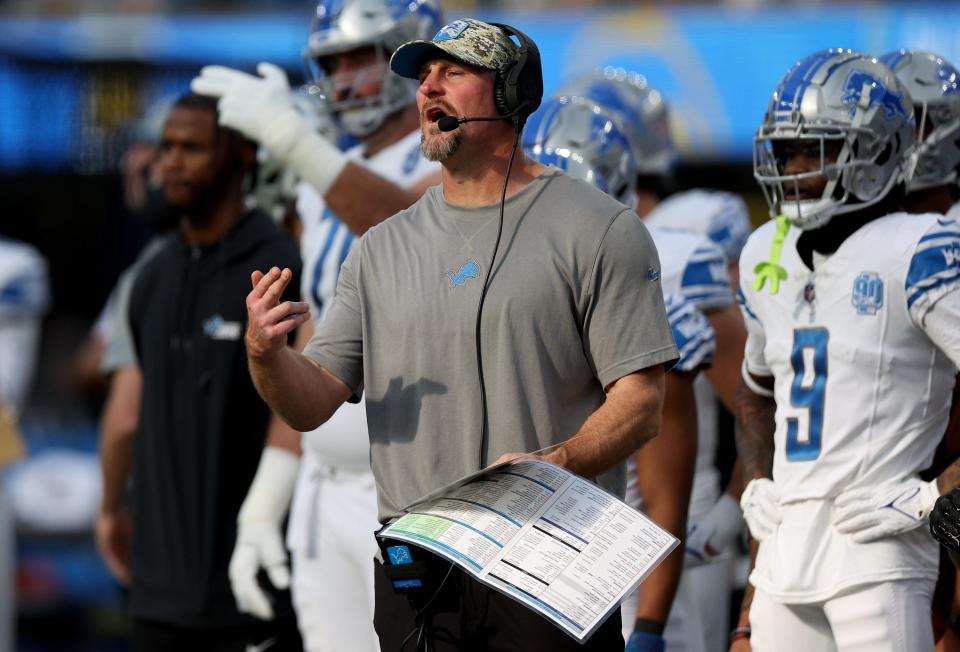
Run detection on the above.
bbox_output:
[737,211,960,602]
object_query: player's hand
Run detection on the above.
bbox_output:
[832,478,939,543]
[626,631,665,652]
[191,63,301,155]
[931,488,960,551]
[95,509,132,586]
[740,478,782,541]
[245,267,310,363]
[229,521,290,620]
[686,493,744,564]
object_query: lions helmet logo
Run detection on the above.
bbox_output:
[840,70,908,122]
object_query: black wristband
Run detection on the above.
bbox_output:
[633,618,665,636]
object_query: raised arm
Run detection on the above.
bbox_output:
[191,63,439,236]
[246,266,352,431]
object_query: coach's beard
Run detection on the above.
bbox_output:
[421,128,463,162]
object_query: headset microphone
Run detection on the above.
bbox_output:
[437,111,524,133]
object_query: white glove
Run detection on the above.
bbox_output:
[685,493,744,564]
[229,446,300,620]
[832,478,940,544]
[740,478,782,541]
[191,62,346,195]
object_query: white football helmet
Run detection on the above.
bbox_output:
[523,95,637,206]
[880,49,960,192]
[303,0,442,137]
[754,49,916,230]
[558,67,675,176]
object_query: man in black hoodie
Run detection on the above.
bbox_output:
[100,92,303,651]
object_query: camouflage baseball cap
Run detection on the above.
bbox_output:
[389,18,518,80]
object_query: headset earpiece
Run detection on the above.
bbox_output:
[489,22,543,126]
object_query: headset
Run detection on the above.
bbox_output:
[491,22,543,124]
[436,22,542,131]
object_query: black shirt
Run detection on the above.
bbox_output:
[128,210,300,627]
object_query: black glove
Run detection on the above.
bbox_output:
[930,488,960,550]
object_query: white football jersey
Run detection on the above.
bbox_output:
[0,238,49,414]
[653,227,734,519]
[738,212,960,601]
[287,129,437,552]
[948,201,960,222]
[645,189,752,264]
[626,227,730,517]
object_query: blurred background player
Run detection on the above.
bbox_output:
[556,71,747,652]
[880,50,960,218]
[736,48,960,651]
[98,93,304,651]
[880,48,960,652]
[524,94,707,652]
[192,1,443,650]
[0,236,49,652]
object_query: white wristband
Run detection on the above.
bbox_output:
[237,446,300,526]
[260,108,347,197]
[741,361,775,398]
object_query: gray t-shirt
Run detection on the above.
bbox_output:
[304,168,677,521]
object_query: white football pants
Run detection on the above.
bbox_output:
[621,555,734,652]
[749,578,935,652]
[290,468,380,652]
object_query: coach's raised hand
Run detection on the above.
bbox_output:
[246,267,310,361]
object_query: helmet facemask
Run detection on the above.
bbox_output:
[307,43,417,138]
[905,99,960,191]
[754,62,913,231]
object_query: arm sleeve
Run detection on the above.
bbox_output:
[680,239,734,312]
[708,191,753,263]
[583,210,679,388]
[302,244,364,398]
[101,267,139,373]
[737,286,771,378]
[906,228,960,326]
[920,288,960,369]
[665,292,715,373]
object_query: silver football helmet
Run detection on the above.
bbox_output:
[303,0,442,137]
[523,95,637,206]
[754,49,915,230]
[558,67,675,176]
[880,49,960,192]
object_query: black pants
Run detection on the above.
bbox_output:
[131,616,303,652]
[373,557,625,652]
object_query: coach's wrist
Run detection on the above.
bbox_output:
[542,446,570,471]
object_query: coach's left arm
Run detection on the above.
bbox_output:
[496,366,665,477]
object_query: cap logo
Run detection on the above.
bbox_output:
[434,19,470,42]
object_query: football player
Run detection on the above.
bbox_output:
[0,236,48,652]
[879,50,960,218]
[880,48,960,651]
[524,94,728,652]
[191,2,442,651]
[560,71,747,652]
[735,49,960,651]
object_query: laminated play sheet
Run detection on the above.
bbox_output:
[378,459,678,642]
